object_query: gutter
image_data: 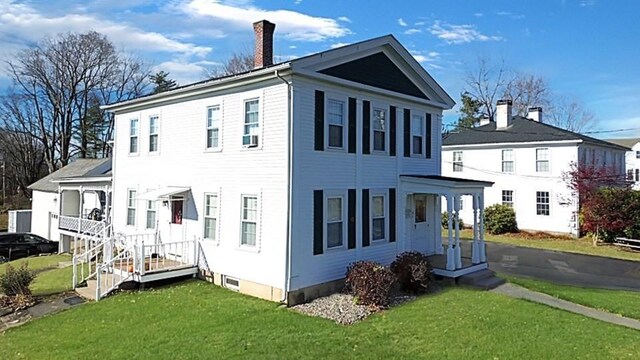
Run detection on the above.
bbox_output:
[275,69,294,303]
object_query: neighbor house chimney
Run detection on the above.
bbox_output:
[253,20,276,69]
[478,116,491,126]
[528,107,542,123]
[496,99,512,129]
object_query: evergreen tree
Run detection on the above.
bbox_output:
[456,92,483,129]
[150,71,178,94]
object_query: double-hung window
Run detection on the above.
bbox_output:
[206,106,221,150]
[326,197,344,248]
[636,151,640,159]
[536,191,550,216]
[372,195,386,241]
[411,115,423,155]
[502,190,514,208]
[204,194,219,241]
[240,195,258,246]
[327,99,344,148]
[127,190,136,226]
[243,100,259,147]
[536,148,550,172]
[129,119,139,154]
[373,108,386,152]
[146,201,156,229]
[453,151,463,172]
[149,115,159,152]
[502,149,514,173]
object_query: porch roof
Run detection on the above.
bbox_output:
[399,174,493,194]
[136,186,191,201]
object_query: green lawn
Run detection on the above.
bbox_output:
[0,280,639,359]
[0,254,74,296]
[504,274,640,320]
[455,229,640,262]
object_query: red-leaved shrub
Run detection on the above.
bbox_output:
[390,252,433,293]
[345,261,396,307]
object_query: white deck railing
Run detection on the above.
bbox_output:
[96,245,136,301]
[137,239,197,276]
[59,215,106,236]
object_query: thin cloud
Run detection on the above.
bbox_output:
[410,50,442,69]
[337,16,351,23]
[404,29,422,35]
[398,18,408,27]
[496,11,525,19]
[154,60,220,84]
[330,42,350,49]
[181,0,351,42]
[429,21,503,44]
[473,13,483,17]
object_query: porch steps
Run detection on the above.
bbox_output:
[75,272,125,301]
[457,269,505,290]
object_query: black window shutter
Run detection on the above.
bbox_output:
[314,90,324,151]
[313,190,323,255]
[348,189,356,249]
[425,113,432,159]
[389,188,396,242]
[403,109,411,157]
[362,101,371,154]
[389,106,396,156]
[348,98,357,154]
[362,189,370,247]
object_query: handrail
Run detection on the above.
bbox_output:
[138,239,197,275]
[96,244,136,300]
[72,235,109,289]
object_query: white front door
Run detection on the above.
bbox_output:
[412,194,429,253]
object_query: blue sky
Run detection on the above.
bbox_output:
[1,0,638,138]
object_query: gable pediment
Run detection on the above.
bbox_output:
[318,52,430,100]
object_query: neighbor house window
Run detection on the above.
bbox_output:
[129,119,139,154]
[453,151,463,172]
[636,169,640,182]
[149,115,159,152]
[502,149,514,173]
[411,114,423,155]
[206,105,221,149]
[327,99,344,148]
[636,151,640,159]
[536,148,549,172]
[146,201,156,229]
[373,108,386,152]
[326,196,344,248]
[242,99,259,147]
[372,195,385,241]
[536,191,550,216]
[127,190,136,226]
[240,195,258,246]
[502,190,514,208]
[628,169,634,181]
[204,194,219,241]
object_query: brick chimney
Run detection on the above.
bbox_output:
[253,20,276,69]
[528,107,542,122]
[496,99,512,129]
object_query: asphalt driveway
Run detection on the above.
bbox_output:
[485,242,640,291]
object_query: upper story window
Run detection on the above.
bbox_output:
[372,195,386,241]
[207,105,221,150]
[502,149,514,173]
[149,115,159,153]
[127,190,136,226]
[536,148,550,172]
[204,193,219,241]
[243,99,259,147]
[326,196,344,248]
[453,151,463,172]
[411,115,423,155]
[129,119,139,154]
[240,195,258,246]
[502,190,514,208]
[373,108,386,152]
[327,99,344,148]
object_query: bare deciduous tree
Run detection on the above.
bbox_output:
[463,57,509,121]
[204,51,255,78]
[546,96,596,133]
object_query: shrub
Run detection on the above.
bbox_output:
[345,261,396,307]
[484,204,518,234]
[582,187,640,242]
[441,212,464,229]
[0,263,35,296]
[390,252,433,293]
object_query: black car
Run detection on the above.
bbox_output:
[0,233,59,262]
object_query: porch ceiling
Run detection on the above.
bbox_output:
[400,174,493,194]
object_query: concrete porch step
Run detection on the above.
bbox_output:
[457,269,505,290]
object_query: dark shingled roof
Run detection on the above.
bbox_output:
[443,117,630,151]
[28,158,112,193]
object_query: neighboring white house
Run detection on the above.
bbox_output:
[28,158,112,252]
[605,138,640,190]
[442,101,629,236]
[100,20,493,304]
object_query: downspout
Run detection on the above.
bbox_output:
[275,70,293,303]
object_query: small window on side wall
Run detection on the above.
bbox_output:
[204,194,218,241]
[129,119,139,154]
[411,115,423,155]
[453,151,463,172]
[241,195,258,246]
[327,99,344,148]
[326,196,344,248]
[206,106,221,150]
[243,100,259,147]
[373,108,386,152]
[371,195,385,241]
[149,115,159,152]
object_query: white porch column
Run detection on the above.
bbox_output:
[434,195,443,254]
[453,194,462,269]
[471,194,481,264]
[77,186,84,233]
[479,193,487,262]
[445,193,455,270]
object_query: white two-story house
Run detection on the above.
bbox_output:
[605,138,640,190]
[442,100,629,236]
[100,21,493,304]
